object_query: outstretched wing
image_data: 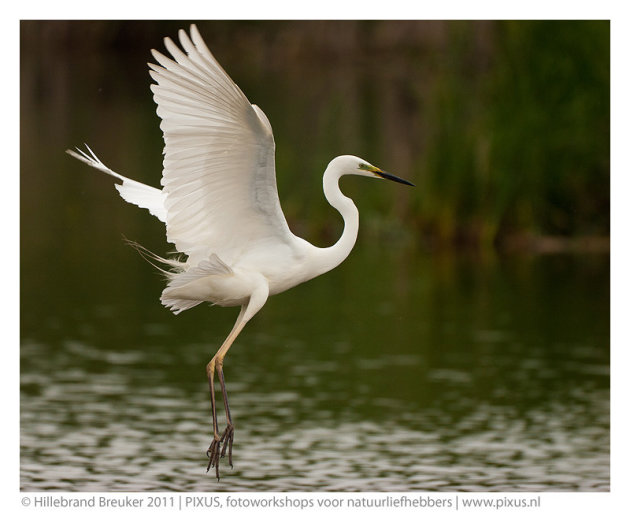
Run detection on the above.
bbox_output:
[150,24,294,266]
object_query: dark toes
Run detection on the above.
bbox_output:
[206,439,222,479]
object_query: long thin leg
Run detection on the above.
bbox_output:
[205,358,221,477]
[204,280,269,480]
[205,304,248,479]
[217,362,234,466]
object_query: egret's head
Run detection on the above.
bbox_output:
[330,155,415,186]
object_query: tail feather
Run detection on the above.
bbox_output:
[125,238,204,315]
[160,298,204,315]
[67,144,168,222]
[160,254,233,315]
[123,238,186,276]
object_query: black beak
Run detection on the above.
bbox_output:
[377,170,415,187]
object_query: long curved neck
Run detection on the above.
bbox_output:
[315,165,359,275]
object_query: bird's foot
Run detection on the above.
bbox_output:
[206,425,234,480]
[206,437,222,479]
[220,423,235,467]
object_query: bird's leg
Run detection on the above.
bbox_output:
[204,303,249,479]
[205,357,222,478]
[205,356,235,479]
[203,284,269,479]
[216,359,234,466]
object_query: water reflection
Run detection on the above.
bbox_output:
[21,250,609,491]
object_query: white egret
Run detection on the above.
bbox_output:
[67,24,414,479]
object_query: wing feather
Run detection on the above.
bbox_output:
[150,25,294,265]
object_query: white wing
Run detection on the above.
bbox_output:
[66,145,167,222]
[150,24,295,266]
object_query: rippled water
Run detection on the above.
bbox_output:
[21,250,609,491]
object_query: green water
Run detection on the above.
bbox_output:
[20,245,609,491]
[20,21,609,491]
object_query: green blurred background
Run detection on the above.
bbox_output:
[21,20,609,252]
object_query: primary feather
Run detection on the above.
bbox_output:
[151,25,294,268]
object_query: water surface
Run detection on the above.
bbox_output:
[21,249,609,491]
